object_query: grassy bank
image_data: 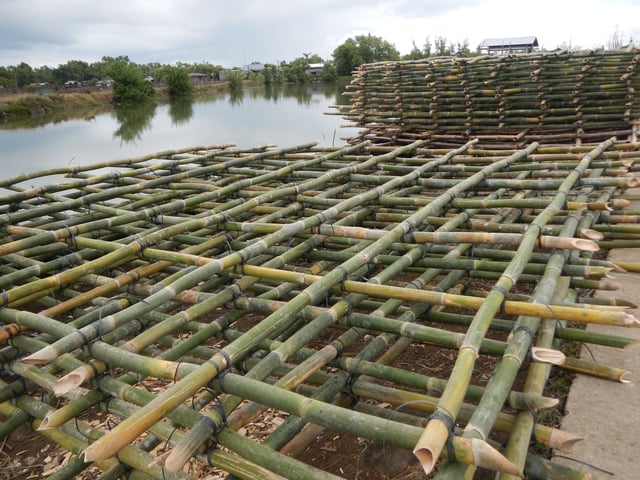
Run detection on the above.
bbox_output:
[0,91,114,122]
[0,80,297,127]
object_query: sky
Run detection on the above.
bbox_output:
[1,0,639,69]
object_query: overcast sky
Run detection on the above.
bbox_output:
[1,0,639,69]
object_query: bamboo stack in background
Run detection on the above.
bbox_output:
[336,48,640,148]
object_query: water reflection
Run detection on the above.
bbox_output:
[228,87,244,106]
[107,81,351,144]
[1,80,355,182]
[112,102,156,144]
[168,98,194,126]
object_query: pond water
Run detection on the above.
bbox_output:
[0,82,355,184]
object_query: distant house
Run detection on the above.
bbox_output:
[305,63,324,78]
[479,37,539,55]
[189,72,209,83]
[243,62,265,72]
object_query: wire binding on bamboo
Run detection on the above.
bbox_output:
[0,138,639,479]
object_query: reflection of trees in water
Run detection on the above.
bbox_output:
[112,102,156,144]
[228,87,244,106]
[226,81,350,108]
[168,98,194,126]
[282,83,313,105]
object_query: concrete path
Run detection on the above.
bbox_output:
[555,250,640,478]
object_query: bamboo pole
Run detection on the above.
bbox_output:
[413,138,617,475]
[1,135,639,479]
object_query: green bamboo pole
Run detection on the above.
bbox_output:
[413,137,617,475]
[436,157,618,479]
[162,140,484,470]
[6,334,346,480]
[77,140,435,461]
[227,264,637,326]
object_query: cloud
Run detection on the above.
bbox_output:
[0,0,638,68]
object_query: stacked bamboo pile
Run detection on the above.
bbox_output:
[337,48,640,148]
[1,138,640,479]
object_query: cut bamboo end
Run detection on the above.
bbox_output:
[164,448,190,472]
[539,236,599,252]
[164,416,217,472]
[413,442,438,475]
[548,429,583,452]
[610,263,629,273]
[623,313,640,327]
[413,421,447,475]
[578,229,605,241]
[623,339,640,350]
[531,347,566,365]
[620,371,632,384]
[468,437,524,477]
[52,371,86,397]
[508,391,559,410]
[150,450,170,468]
[21,349,57,365]
[611,199,631,209]
[599,279,622,290]
[82,443,108,462]
[571,239,600,252]
[37,414,54,431]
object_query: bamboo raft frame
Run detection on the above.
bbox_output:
[334,48,640,149]
[1,137,640,479]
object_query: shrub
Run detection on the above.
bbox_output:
[162,66,193,97]
[108,60,155,104]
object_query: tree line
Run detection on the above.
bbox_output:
[0,34,478,91]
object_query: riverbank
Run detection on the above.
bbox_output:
[0,91,113,125]
[0,82,235,125]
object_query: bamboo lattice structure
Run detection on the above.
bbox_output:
[0,137,640,479]
[335,48,640,148]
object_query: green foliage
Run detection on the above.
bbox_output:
[13,62,34,88]
[321,62,337,82]
[112,102,156,143]
[403,41,425,61]
[281,57,311,83]
[355,33,400,63]
[332,34,399,76]
[162,66,193,97]
[107,59,155,104]
[262,64,275,85]
[333,39,363,76]
[227,70,243,91]
[401,36,473,60]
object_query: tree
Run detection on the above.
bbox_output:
[107,59,155,104]
[607,26,624,50]
[455,39,472,57]
[53,60,90,84]
[332,34,400,76]
[333,38,363,76]
[321,62,337,82]
[162,66,193,97]
[354,34,400,64]
[13,62,34,88]
[280,57,311,83]
[423,36,432,57]
[403,41,425,60]
[227,70,243,91]
[434,36,451,56]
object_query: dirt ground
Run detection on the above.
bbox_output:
[0,333,546,480]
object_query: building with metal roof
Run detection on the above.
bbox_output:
[479,36,539,55]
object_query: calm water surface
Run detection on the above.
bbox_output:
[0,82,355,185]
